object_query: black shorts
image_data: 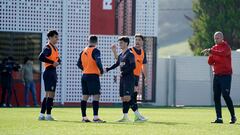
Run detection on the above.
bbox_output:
[134,75,140,86]
[81,74,101,95]
[43,68,57,92]
[119,75,134,97]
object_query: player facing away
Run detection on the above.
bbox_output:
[105,36,137,122]
[38,30,61,121]
[111,34,147,122]
[77,35,105,123]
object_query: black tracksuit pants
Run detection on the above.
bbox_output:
[213,75,235,119]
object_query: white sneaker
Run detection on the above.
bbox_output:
[117,117,131,122]
[38,115,45,120]
[134,115,148,122]
[45,115,55,121]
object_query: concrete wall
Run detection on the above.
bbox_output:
[154,51,240,106]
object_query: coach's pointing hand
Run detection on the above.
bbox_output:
[201,48,211,56]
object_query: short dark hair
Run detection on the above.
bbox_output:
[7,56,13,61]
[47,30,58,38]
[89,35,98,44]
[118,36,130,45]
[135,34,144,41]
[24,57,30,64]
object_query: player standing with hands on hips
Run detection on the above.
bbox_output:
[38,30,61,121]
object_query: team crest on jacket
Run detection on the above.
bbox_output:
[120,62,125,67]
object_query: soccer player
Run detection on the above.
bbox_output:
[111,34,147,122]
[105,36,136,122]
[202,31,237,124]
[38,30,61,121]
[77,35,105,123]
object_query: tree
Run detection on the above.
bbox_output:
[189,0,240,55]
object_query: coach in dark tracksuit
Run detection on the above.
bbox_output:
[203,31,236,124]
[77,35,105,123]
[106,36,136,122]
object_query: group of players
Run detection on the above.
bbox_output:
[38,30,148,122]
[37,30,238,124]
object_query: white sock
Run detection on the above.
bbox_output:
[94,115,99,120]
[46,114,51,117]
[123,113,128,118]
[134,110,141,117]
[40,113,45,117]
[83,116,88,120]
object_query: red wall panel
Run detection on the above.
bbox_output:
[91,0,116,35]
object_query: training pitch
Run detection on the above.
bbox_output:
[0,107,239,135]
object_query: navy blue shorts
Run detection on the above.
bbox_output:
[119,75,134,97]
[43,68,57,92]
[81,74,101,95]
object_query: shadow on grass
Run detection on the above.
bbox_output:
[104,121,187,125]
[147,121,188,125]
[56,120,128,125]
[232,123,240,125]
[54,120,82,124]
[55,120,187,125]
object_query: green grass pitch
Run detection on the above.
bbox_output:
[0,107,239,135]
